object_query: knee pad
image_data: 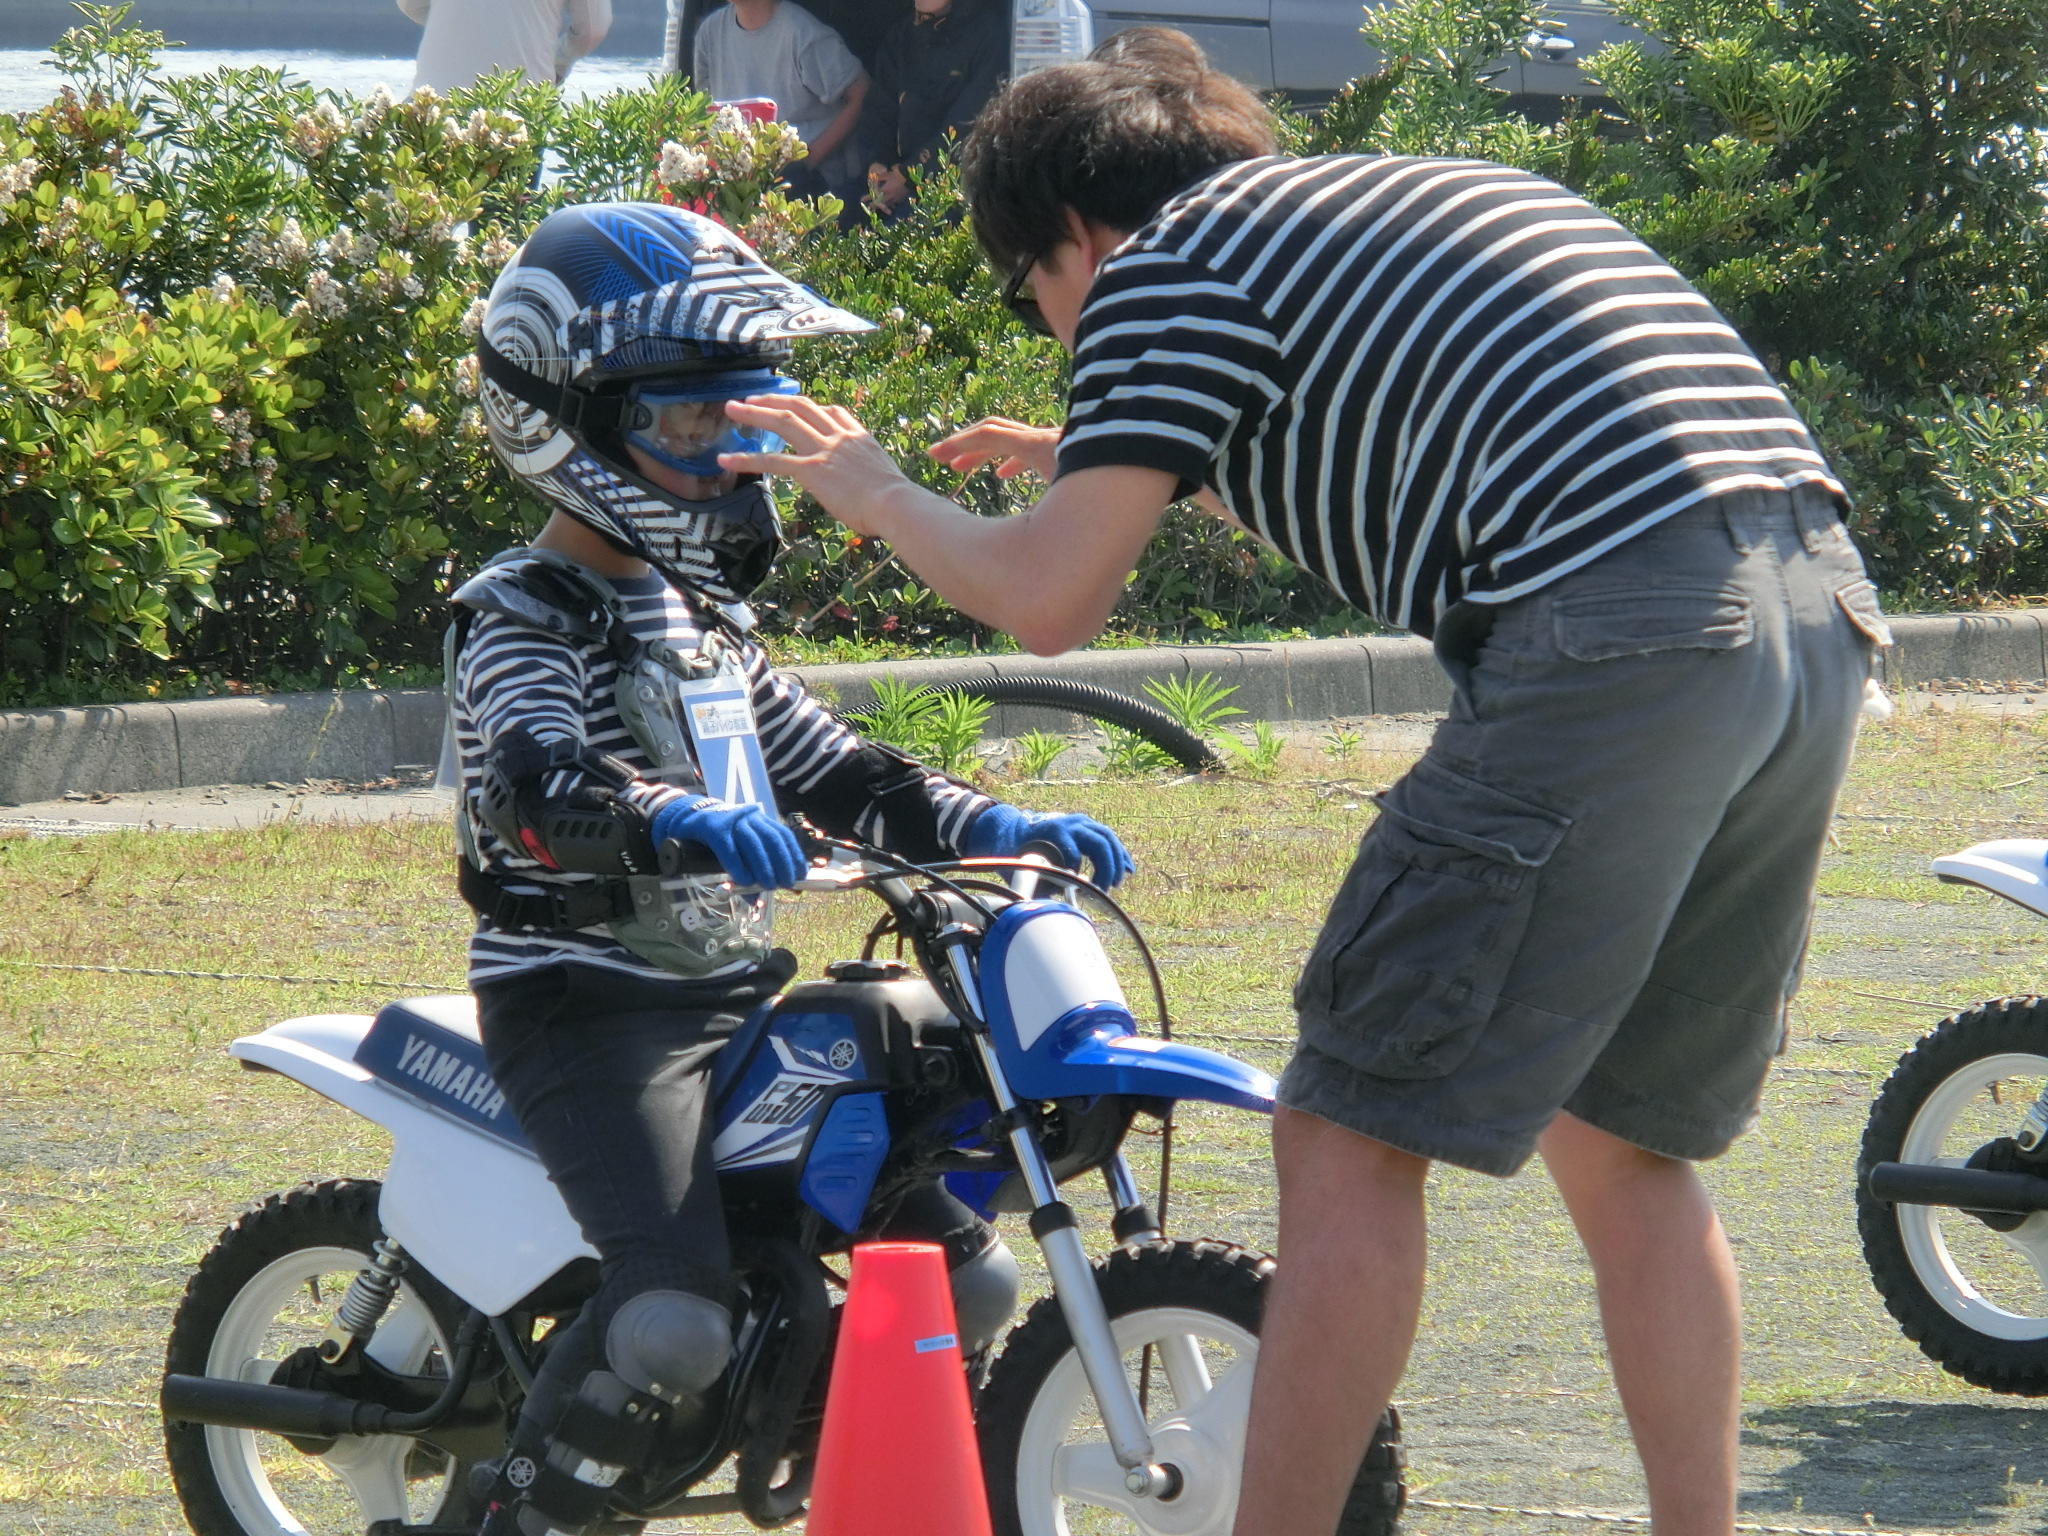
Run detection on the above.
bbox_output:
[949,1236,1020,1355]
[605,1289,734,1403]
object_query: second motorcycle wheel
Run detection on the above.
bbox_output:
[162,1178,488,1536]
[1857,995,2048,1393]
[977,1239,1405,1536]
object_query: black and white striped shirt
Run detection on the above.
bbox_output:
[455,567,990,984]
[1056,155,1846,637]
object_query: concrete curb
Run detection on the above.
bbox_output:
[2,613,2042,806]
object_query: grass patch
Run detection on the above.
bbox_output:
[2,705,2046,1531]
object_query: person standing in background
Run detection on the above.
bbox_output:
[855,0,1006,219]
[398,0,613,92]
[686,0,868,201]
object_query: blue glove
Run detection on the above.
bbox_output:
[649,798,809,890]
[965,805,1134,889]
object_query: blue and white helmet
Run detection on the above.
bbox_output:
[476,202,872,603]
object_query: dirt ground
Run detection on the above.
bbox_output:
[4,690,2047,1536]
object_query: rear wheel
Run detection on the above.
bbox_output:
[163,1178,487,1535]
[977,1240,1405,1535]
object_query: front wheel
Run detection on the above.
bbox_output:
[1857,996,2048,1393]
[162,1178,487,1535]
[977,1239,1405,1536]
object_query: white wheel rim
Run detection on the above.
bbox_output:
[1012,1304,1258,1536]
[199,1244,456,1535]
[1896,1050,2048,1341]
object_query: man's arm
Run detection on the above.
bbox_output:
[562,0,612,60]
[723,395,1178,654]
[805,73,868,164]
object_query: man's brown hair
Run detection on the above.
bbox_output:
[960,27,1278,276]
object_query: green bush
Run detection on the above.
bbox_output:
[0,6,817,699]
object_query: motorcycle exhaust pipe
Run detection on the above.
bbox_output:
[1866,1161,2048,1214]
[162,1373,408,1438]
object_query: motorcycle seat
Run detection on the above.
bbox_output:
[353,995,530,1151]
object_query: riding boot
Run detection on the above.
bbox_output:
[481,1369,666,1536]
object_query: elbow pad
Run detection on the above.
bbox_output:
[477,726,660,876]
[794,739,954,862]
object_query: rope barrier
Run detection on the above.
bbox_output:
[0,957,460,993]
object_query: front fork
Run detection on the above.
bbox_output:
[942,941,1178,1499]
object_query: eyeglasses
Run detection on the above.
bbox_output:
[1000,252,1053,337]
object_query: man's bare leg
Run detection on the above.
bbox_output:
[1229,1106,1430,1536]
[1538,1110,1740,1536]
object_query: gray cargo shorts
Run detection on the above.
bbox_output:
[1279,487,1890,1175]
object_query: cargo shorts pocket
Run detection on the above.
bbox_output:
[1552,587,1754,662]
[1294,758,1571,1081]
[1834,577,1894,649]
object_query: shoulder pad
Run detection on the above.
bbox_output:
[451,550,613,645]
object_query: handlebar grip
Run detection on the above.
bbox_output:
[656,836,726,878]
[1019,837,1078,873]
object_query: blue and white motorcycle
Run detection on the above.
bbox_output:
[159,834,1407,1536]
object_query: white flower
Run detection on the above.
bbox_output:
[460,297,489,337]
[355,83,396,131]
[253,217,309,268]
[290,268,347,321]
[915,323,933,344]
[455,353,482,396]
[33,195,82,250]
[288,99,347,159]
[211,406,255,465]
[657,139,711,186]
[0,154,41,207]
[482,234,518,267]
[713,104,748,137]
[885,306,906,323]
[208,273,239,303]
[402,402,433,435]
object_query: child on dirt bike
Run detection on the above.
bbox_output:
[456,201,1132,1536]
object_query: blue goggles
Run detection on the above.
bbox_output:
[619,371,801,477]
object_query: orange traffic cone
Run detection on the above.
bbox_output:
[806,1241,995,1536]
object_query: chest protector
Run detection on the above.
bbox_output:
[449,547,775,978]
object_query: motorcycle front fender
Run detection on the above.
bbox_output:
[1005,1005,1276,1113]
[1933,839,2048,919]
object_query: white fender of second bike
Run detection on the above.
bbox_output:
[1932,839,2048,919]
[231,1015,597,1317]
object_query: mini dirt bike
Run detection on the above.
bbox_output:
[1858,837,2048,1392]
[160,833,1407,1536]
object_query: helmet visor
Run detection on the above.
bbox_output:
[622,373,800,477]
